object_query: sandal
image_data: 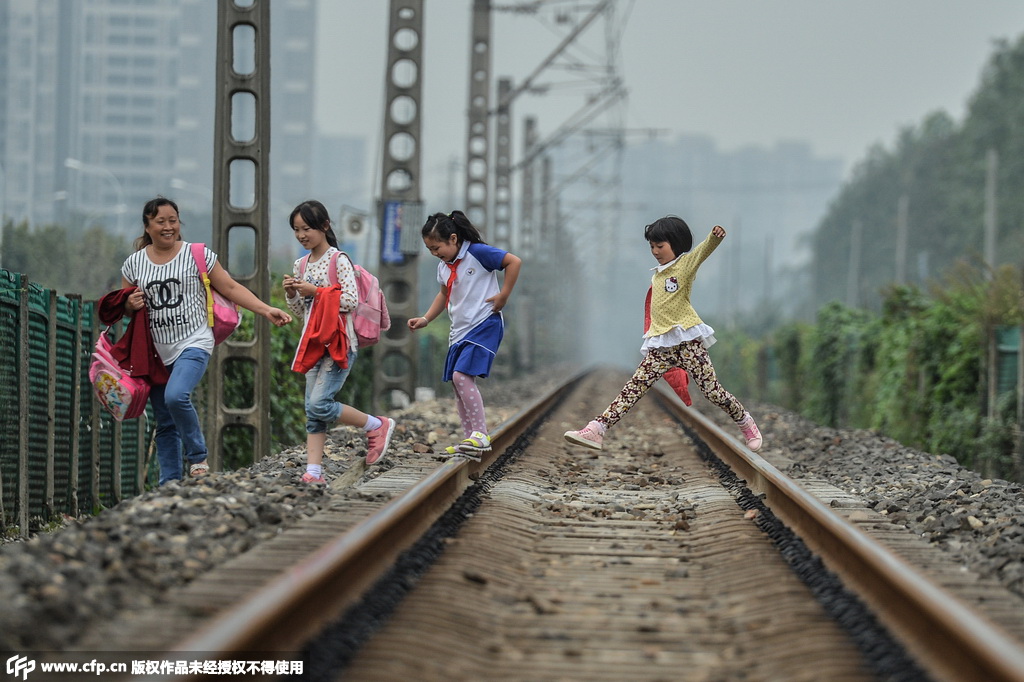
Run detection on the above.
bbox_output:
[439,444,481,462]
[457,431,491,453]
[189,461,209,477]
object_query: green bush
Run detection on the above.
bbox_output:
[805,301,872,427]
[708,265,1024,482]
[769,322,809,410]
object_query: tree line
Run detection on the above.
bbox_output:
[708,33,1024,482]
[809,34,1024,311]
[2,221,129,299]
[713,268,1023,482]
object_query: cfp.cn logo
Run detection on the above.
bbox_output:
[6,655,35,680]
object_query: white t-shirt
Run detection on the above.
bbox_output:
[437,241,507,344]
[121,241,215,364]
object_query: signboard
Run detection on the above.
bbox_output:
[381,200,404,265]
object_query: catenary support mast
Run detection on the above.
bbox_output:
[209,0,273,467]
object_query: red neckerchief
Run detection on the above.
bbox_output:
[444,258,462,306]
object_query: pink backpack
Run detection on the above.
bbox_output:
[89,331,150,421]
[190,243,241,344]
[298,250,391,349]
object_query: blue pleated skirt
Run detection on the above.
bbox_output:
[443,313,504,381]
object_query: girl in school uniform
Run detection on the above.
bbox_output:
[407,211,522,458]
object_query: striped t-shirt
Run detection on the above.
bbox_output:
[121,242,215,356]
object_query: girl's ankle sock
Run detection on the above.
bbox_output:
[363,415,382,432]
[306,464,323,479]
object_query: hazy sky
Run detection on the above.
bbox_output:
[315,0,1024,197]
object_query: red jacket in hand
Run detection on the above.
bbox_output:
[291,285,350,374]
[98,287,169,385]
[644,287,691,406]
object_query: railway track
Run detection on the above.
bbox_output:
[77,369,1023,681]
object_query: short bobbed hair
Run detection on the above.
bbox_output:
[644,215,693,256]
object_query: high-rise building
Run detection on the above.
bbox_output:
[0,0,348,262]
[2,0,184,236]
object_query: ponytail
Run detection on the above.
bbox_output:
[421,210,486,245]
[324,226,339,249]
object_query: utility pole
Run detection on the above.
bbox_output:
[208,0,272,468]
[465,0,492,231]
[846,220,862,308]
[895,194,909,284]
[520,117,538,260]
[373,0,424,409]
[493,78,513,249]
[984,148,998,276]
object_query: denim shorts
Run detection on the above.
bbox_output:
[304,351,357,434]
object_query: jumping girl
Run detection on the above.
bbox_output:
[564,216,762,452]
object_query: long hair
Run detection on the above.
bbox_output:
[133,196,181,251]
[421,210,486,246]
[644,215,693,256]
[289,200,339,249]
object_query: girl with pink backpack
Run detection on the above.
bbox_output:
[283,200,397,483]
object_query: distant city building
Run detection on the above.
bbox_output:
[620,134,843,319]
[3,0,179,234]
[623,135,842,267]
[0,0,365,265]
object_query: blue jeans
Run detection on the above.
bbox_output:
[150,347,211,484]
[305,352,356,434]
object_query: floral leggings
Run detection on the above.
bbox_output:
[598,340,746,428]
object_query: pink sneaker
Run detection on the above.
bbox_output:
[739,413,762,451]
[564,420,604,450]
[366,416,396,464]
[301,472,326,484]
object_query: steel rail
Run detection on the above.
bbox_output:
[654,386,1024,682]
[152,371,585,678]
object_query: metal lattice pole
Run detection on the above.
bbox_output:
[373,0,424,410]
[465,0,491,231]
[209,0,272,468]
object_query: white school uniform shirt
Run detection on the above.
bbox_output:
[438,241,507,344]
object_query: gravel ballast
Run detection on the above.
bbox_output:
[1,370,1022,653]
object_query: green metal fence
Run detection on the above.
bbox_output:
[0,269,154,537]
